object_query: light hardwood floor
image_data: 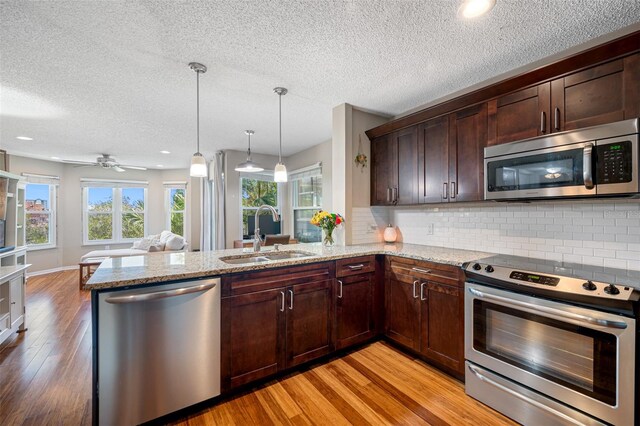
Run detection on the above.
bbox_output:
[0,270,515,425]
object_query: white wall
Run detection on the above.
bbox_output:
[350,201,640,271]
[9,155,195,272]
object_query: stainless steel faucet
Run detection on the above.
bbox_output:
[253,205,280,252]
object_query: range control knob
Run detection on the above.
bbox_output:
[604,284,620,295]
[582,280,597,291]
[472,263,482,271]
[485,265,494,273]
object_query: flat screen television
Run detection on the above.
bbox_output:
[245,215,281,239]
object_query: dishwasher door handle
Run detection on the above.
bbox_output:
[105,281,217,304]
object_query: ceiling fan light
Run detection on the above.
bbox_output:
[190,153,207,177]
[274,162,287,182]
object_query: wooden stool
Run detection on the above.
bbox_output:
[78,257,108,290]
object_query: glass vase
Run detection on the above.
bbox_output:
[322,227,334,246]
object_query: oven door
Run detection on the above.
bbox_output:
[465,282,636,426]
[485,141,596,200]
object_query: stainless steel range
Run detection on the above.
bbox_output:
[463,255,639,426]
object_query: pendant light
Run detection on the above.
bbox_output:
[235,130,264,172]
[273,87,288,182]
[189,62,208,177]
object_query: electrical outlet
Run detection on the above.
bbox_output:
[426,224,434,235]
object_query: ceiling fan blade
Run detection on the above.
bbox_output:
[61,159,97,165]
[120,165,147,171]
[112,166,126,172]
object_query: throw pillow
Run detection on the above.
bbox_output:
[165,234,185,251]
[159,230,174,245]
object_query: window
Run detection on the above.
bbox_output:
[82,180,147,244]
[240,176,280,237]
[25,183,56,249]
[165,184,186,237]
[291,168,322,243]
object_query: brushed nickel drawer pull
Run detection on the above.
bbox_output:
[411,267,431,274]
[347,264,364,270]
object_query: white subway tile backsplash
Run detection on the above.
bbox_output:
[351,201,640,271]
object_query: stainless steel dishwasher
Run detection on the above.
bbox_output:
[96,277,220,425]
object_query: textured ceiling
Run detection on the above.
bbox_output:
[1,1,639,169]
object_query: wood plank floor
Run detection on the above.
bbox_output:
[0,270,515,425]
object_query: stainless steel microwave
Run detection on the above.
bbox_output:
[484,118,639,200]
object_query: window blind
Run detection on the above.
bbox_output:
[22,173,60,186]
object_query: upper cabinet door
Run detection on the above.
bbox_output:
[394,126,419,205]
[487,83,551,146]
[370,133,397,206]
[449,103,488,203]
[552,54,640,132]
[419,116,450,203]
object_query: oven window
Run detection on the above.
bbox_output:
[487,147,585,192]
[473,300,616,405]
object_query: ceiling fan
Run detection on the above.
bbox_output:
[61,154,147,172]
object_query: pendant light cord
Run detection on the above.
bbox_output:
[278,92,282,162]
[196,69,200,154]
[247,132,251,156]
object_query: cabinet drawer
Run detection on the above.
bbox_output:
[223,262,333,296]
[336,256,375,277]
[387,257,460,286]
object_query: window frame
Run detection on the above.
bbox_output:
[25,183,57,251]
[291,173,322,243]
[82,186,148,245]
[239,176,282,238]
[165,185,187,237]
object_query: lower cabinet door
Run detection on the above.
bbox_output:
[286,279,333,367]
[420,281,463,376]
[9,275,24,329]
[385,273,420,351]
[336,274,375,350]
[222,288,286,390]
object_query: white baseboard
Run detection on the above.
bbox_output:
[27,265,77,277]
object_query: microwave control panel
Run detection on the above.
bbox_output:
[596,140,633,184]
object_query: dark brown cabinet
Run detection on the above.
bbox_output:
[335,256,377,349]
[488,54,640,146]
[221,263,334,391]
[370,127,419,206]
[418,115,450,203]
[385,257,464,378]
[448,104,488,202]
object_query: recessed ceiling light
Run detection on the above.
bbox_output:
[16,136,33,141]
[160,150,170,154]
[458,0,496,19]
[51,156,60,160]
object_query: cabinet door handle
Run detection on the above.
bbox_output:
[280,291,285,312]
[420,282,427,301]
[392,187,398,204]
[443,183,448,199]
[554,107,560,131]
[337,280,343,299]
[386,187,392,204]
[450,182,456,199]
[413,280,419,299]
[540,111,546,133]
[288,289,294,310]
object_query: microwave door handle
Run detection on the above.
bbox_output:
[583,144,594,190]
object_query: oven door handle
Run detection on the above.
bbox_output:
[468,287,628,329]
[467,364,585,426]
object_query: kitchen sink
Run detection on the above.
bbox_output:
[219,250,316,265]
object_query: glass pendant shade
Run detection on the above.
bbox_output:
[274,162,288,182]
[190,153,207,177]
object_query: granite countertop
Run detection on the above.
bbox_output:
[85,243,493,290]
